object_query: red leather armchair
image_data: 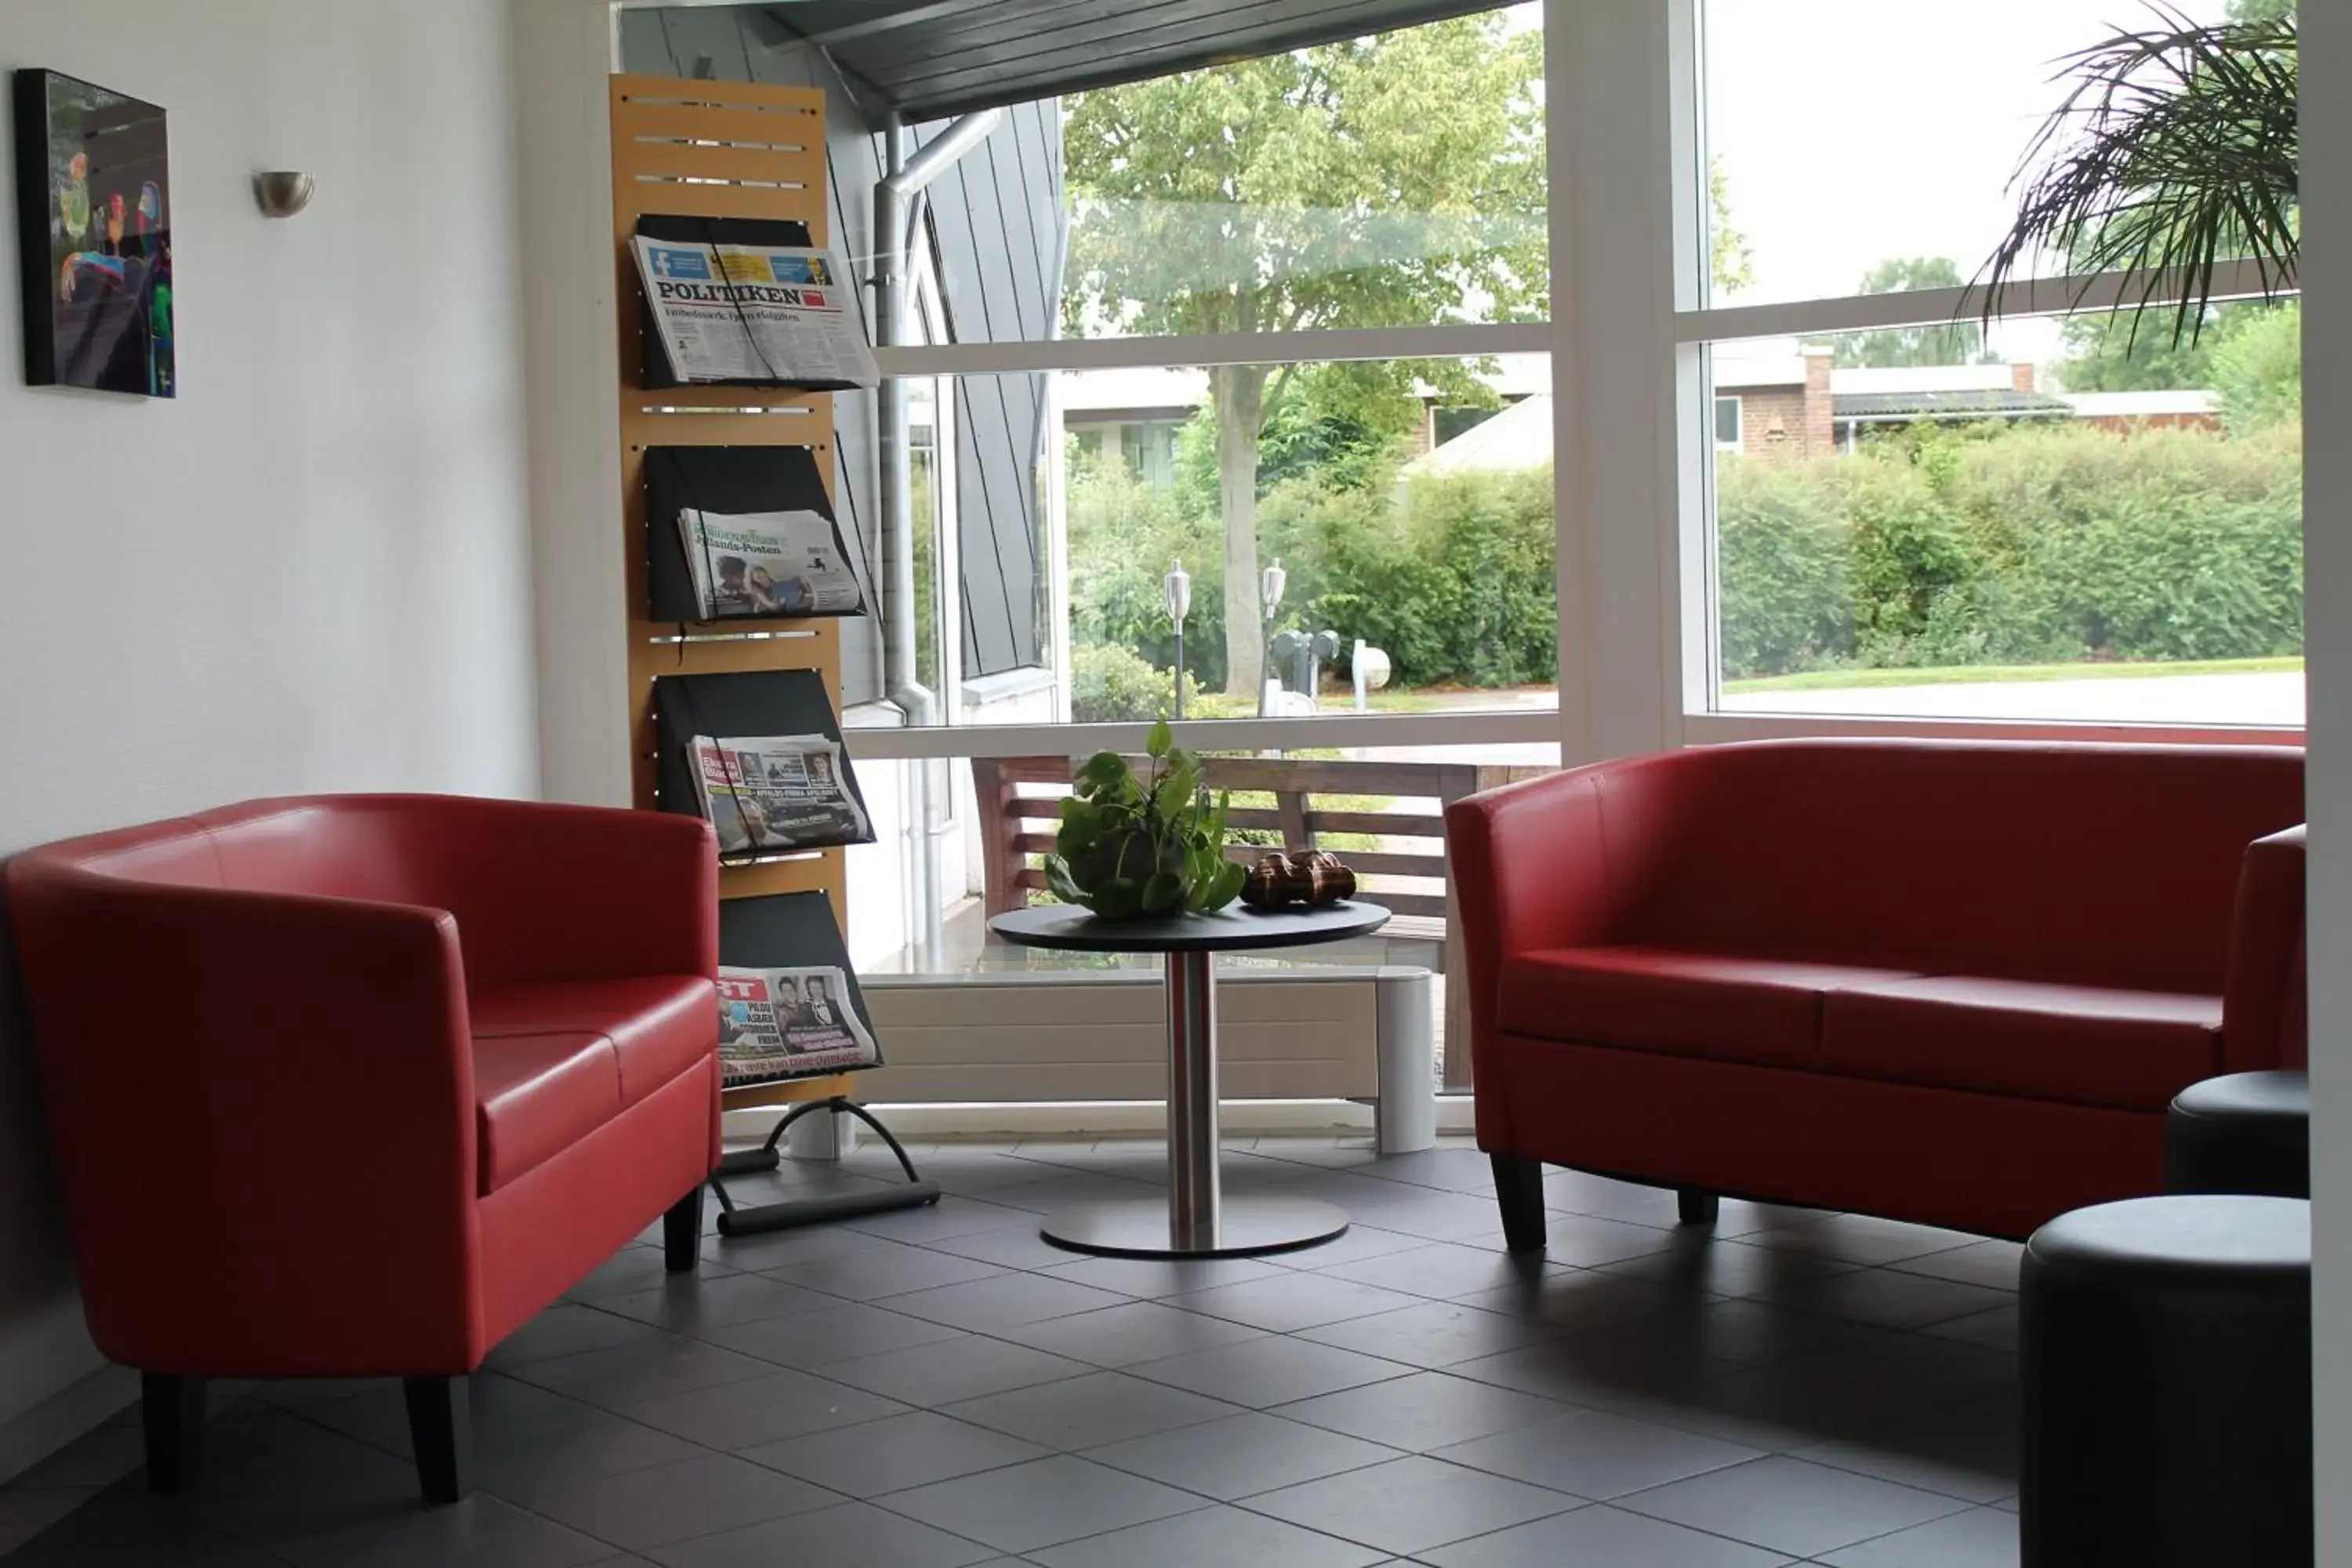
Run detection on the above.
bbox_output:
[1446,740,2306,1246]
[5,795,720,1501]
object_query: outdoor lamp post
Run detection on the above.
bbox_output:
[1163,557,1192,720]
[1257,558,1288,718]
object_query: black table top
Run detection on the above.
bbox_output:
[988,900,1392,954]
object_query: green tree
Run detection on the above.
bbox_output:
[1823,257,1989,367]
[2212,299,2302,433]
[1062,18,1547,694]
[1711,158,1755,297]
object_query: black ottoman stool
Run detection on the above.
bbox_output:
[2165,1070,2309,1196]
[2020,1196,2310,1568]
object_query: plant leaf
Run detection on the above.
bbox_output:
[1147,718,1173,759]
[1044,855,1091,909]
[1141,870,1185,914]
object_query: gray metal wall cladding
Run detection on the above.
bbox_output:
[621,9,1061,692]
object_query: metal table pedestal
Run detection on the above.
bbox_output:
[989,902,1389,1261]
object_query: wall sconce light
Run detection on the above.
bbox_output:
[253,172,315,219]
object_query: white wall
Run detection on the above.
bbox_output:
[2307,0,2349,1552]
[0,0,538,1451]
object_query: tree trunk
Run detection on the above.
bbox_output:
[1211,363,1267,698]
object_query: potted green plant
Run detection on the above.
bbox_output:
[1044,720,1249,919]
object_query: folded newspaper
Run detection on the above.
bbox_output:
[716,964,881,1083]
[680,508,866,620]
[634,236,880,388]
[691,734,872,855]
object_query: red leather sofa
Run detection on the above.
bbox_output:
[5,795,721,1501]
[1445,740,2305,1247]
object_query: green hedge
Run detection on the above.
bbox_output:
[1071,420,2302,692]
[1717,423,2303,679]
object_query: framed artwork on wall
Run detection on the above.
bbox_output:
[12,69,173,397]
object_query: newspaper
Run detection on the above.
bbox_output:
[680,508,866,620]
[691,734,872,854]
[633,236,879,388]
[716,964,881,1083]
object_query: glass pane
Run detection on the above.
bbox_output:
[1701,0,2244,309]
[1058,4,1547,340]
[912,358,1558,729]
[1704,308,2304,728]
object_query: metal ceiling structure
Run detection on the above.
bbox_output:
[762,0,1514,121]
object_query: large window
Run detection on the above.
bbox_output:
[1680,0,2303,732]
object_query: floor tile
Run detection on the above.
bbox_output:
[704,1301,969,1370]
[942,1370,1238,1450]
[1543,1170,1689,1228]
[0,1488,103,1559]
[1817,1504,2020,1567]
[875,1455,1206,1555]
[568,1250,740,1302]
[1273,1370,1569,1451]
[1240,1455,1578,1556]
[1311,1242,1561,1301]
[1026,1501,1391,1568]
[511,1338,782,1409]
[494,1452,839,1550]
[1922,1304,2020,1353]
[485,1304,668,1369]
[1791,1397,2019,1504]
[1417,1502,1795,1568]
[993,1300,1272,1368]
[740,1410,1051,1497]
[1124,1334,1412,1406]
[622,1368,907,1451]
[1508,1211,1683,1268]
[1263,1226,1431,1271]
[1744,1216,1980,1268]
[470,1409,710,1495]
[1886,1240,2024,1293]
[928,1225,1091,1269]
[645,1497,1002,1568]
[274,1494,613,1568]
[884,1272,1133,1331]
[1036,1254,1287,1298]
[985,1174,1167,1214]
[1769,1269,2014,1331]
[762,1243,1011,1303]
[696,1221,908,1272]
[843,1196,1040,1243]
[1167,1272,1426,1333]
[822,1334,1094,1405]
[598,1272,840,1334]
[1430,1406,1762,1500]
[1297,1301,1565,1369]
[1618,1455,1973,1559]
[1603,1236,1864,1299]
[1080,1411,1402,1501]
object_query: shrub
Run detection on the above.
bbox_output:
[1071,643,1204,724]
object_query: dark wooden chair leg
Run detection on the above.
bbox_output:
[664,1184,705,1274]
[403,1375,473,1504]
[1492,1153,1548,1253]
[141,1374,205,1493]
[1678,1188,1721,1226]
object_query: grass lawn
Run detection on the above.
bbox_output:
[1722,655,2304,695]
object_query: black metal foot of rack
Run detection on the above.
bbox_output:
[710,1097,941,1237]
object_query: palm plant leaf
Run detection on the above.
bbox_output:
[1977,5,2297,348]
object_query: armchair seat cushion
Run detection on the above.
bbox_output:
[1822,975,2223,1112]
[474,1033,622,1195]
[470,976,713,1106]
[1500,946,1922,1069]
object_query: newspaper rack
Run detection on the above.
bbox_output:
[634,215,872,393]
[707,893,940,1236]
[644,444,866,625]
[652,669,877,862]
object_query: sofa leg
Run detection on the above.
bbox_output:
[664,1184,705,1274]
[1678,1189,1721,1227]
[404,1376,472,1504]
[1492,1154,1548,1253]
[142,1374,205,1493]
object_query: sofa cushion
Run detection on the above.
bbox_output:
[1822,975,2223,1111]
[470,976,713,1106]
[473,1032,622,1195]
[1501,946,1923,1069]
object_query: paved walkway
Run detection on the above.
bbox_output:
[1721,671,2304,728]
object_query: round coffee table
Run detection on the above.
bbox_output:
[988,900,1392,1258]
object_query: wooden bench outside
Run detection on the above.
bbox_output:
[968,754,1554,1089]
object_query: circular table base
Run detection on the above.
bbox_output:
[1043,1196,1350,1260]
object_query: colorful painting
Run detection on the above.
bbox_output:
[12,70,172,397]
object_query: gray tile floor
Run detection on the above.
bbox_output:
[0,1137,2022,1566]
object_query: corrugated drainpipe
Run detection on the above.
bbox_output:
[875,107,1003,962]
